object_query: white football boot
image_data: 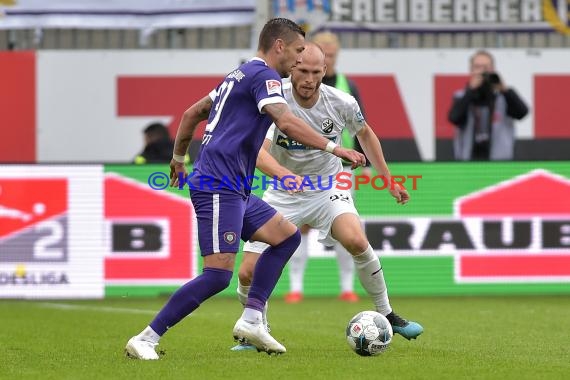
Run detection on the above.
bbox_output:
[232,318,286,354]
[125,337,159,360]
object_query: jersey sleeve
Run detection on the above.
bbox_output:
[344,97,366,137]
[251,68,287,113]
[208,88,217,101]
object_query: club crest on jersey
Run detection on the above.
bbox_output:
[265,80,282,96]
[223,232,237,244]
[321,118,334,134]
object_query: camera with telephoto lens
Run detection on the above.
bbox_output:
[474,72,500,102]
[482,72,500,85]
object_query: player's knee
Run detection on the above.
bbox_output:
[237,264,254,286]
[204,268,233,293]
[287,228,302,250]
[342,236,369,255]
[285,228,301,260]
[278,228,301,261]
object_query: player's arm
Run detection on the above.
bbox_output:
[263,103,366,168]
[256,139,303,192]
[173,95,212,157]
[169,95,213,187]
[256,139,289,179]
[356,123,409,204]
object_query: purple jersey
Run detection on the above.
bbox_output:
[190,58,286,195]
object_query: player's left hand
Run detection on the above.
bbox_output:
[390,183,410,205]
[169,159,187,188]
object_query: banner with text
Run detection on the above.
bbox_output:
[104,163,570,297]
[2,164,568,298]
[0,0,254,30]
[273,0,570,34]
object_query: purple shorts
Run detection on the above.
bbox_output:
[190,191,277,256]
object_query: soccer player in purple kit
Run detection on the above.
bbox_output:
[125,18,366,360]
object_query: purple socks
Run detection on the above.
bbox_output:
[246,230,301,312]
[150,267,232,336]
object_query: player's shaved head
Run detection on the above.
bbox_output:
[300,42,325,65]
[290,42,327,106]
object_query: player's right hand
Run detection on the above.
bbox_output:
[169,159,187,188]
[333,147,366,169]
[282,174,304,194]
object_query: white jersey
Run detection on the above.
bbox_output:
[266,82,365,191]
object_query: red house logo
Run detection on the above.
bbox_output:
[454,169,570,283]
[104,174,196,284]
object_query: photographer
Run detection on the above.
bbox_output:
[448,50,528,161]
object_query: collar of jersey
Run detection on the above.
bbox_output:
[250,57,267,65]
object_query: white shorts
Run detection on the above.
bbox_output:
[243,188,358,254]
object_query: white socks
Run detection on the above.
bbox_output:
[288,232,309,293]
[238,280,268,326]
[237,280,249,306]
[138,326,160,344]
[241,307,263,324]
[334,242,355,292]
[353,244,392,316]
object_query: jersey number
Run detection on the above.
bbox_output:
[203,80,235,145]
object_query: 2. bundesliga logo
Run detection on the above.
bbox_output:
[0,179,69,285]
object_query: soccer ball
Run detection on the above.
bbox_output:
[346,311,393,356]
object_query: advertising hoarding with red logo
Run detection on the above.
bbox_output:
[454,169,570,283]
[300,163,570,296]
[0,166,104,298]
[2,163,568,298]
[104,172,196,288]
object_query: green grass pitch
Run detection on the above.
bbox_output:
[1,295,569,380]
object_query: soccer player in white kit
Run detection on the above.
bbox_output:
[232,43,423,350]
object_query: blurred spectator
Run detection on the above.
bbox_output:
[134,122,175,164]
[448,50,529,161]
[312,31,367,157]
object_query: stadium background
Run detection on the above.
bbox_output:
[1,0,569,300]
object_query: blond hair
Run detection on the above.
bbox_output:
[311,31,340,47]
[470,49,495,67]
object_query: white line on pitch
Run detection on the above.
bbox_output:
[38,302,157,315]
